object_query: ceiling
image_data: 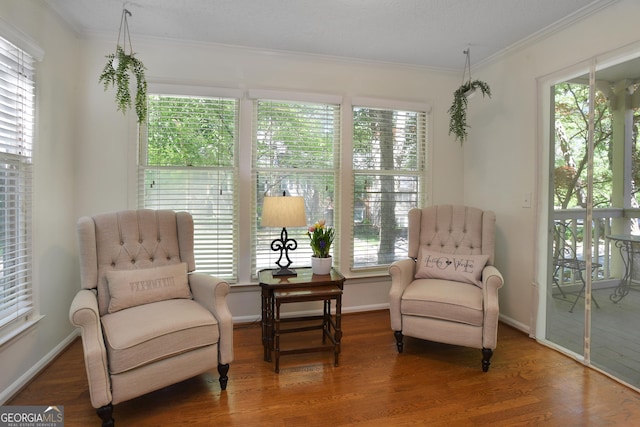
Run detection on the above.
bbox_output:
[46,0,614,71]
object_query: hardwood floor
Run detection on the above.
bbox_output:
[9,310,640,426]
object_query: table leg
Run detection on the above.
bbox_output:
[322,299,329,345]
[275,299,281,373]
[261,289,268,361]
[334,294,342,367]
[611,240,632,303]
[262,290,275,362]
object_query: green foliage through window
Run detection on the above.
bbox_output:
[553,82,614,209]
[352,107,426,268]
[146,95,236,167]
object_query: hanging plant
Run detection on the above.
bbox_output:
[98,9,147,123]
[448,79,491,144]
[447,49,491,144]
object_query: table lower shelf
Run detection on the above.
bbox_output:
[272,290,342,373]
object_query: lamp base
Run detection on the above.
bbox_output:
[269,227,299,277]
[272,267,298,277]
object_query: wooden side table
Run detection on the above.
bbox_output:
[258,267,345,372]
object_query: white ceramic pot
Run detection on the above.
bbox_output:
[311,256,332,275]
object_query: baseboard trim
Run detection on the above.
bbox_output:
[0,329,79,405]
[343,303,389,313]
[499,313,530,335]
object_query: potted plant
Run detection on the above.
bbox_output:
[98,9,147,123]
[307,219,335,275]
[448,79,491,144]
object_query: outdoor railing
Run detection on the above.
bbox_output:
[553,208,640,289]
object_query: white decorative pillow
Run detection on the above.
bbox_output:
[415,247,489,287]
[106,263,191,313]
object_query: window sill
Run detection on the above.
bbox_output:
[0,315,45,348]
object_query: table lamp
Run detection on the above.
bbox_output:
[261,193,307,276]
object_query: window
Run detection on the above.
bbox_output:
[0,36,35,332]
[351,104,427,269]
[139,92,239,281]
[253,98,341,273]
[140,90,429,281]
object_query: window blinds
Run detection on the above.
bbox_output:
[351,106,427,269]
[0,36,34,330]
[253,99,341,275]
[139,94,238,281]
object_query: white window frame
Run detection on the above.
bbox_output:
[249,91,343,277]
[138,83,242,282]
[348,97,430,273]
[0,21,42,343]
[135,88,431,284]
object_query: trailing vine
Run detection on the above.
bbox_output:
[98,9,147,123]
[99,45,147,123]
[448,79,491,144]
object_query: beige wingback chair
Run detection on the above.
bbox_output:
[70,209,233,426]
[389,205,504,371]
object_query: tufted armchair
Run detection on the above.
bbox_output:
[389,205,504,371]
[69,209,233,426]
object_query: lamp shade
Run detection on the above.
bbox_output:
[261,196,307,227]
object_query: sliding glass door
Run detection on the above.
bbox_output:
[544,54,640,389]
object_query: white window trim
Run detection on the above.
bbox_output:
[0,16,44,61]
[148,82,243,99]
[137,84,241,280]
[0,25,40,339]
[241,90,345,284]
[250,94,342,277]
[346,97,430,276]
[0,314,45,348]
[351,97,432,114]
[248,89,343,105]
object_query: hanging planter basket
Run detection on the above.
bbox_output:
[99,9,147,123]
[448,80,491,144]
[447,49,491,144]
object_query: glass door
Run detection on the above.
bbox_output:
[589,58,640,387]
[545,55,640,389]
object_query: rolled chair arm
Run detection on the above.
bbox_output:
[189,272,234,365]
[388,258,417,331]
[69,289,112,409]
[481,265,504,350]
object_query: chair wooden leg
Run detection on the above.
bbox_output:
[96,404,114,427]
[394,331,404,353]
[218,363,230,390]
[482,348,493,372]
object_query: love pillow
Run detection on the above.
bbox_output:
[106,263,191,313]
[415,247,489,288]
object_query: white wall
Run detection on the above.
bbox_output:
[0,0,80,402]
[465,0,640,330]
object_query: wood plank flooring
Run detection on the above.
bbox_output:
[9,310,640,426]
